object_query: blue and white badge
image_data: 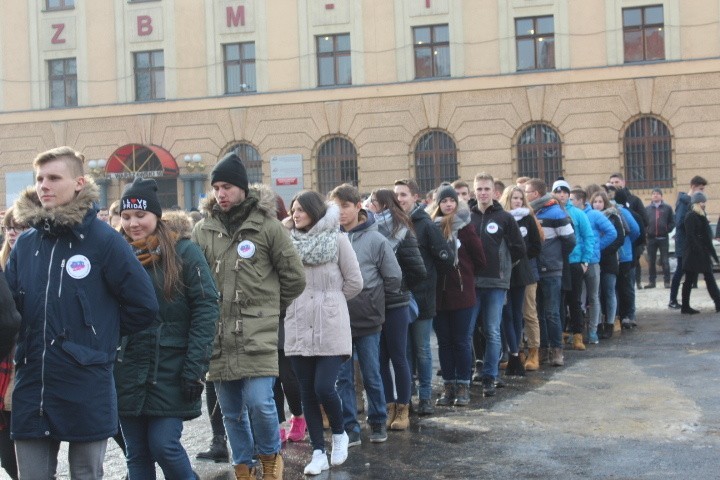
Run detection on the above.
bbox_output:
[486,222,499,234]
[66,255,91,279]
[237,240,256,259]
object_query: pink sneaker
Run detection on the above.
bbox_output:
[279,426,288,444]
[287,416,307,442]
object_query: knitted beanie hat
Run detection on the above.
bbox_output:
[211,152,249,193]
[120,177,162,218]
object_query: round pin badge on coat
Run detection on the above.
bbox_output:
[237,240,256,259]
[486,222,499,234]
[520,226,528,237]
[66,255,91,279]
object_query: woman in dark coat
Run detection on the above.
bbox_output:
[681,192,720,314]
[115,178,219,479]
[429,186,485,406]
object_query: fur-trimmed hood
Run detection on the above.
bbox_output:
[162,211,193,239]
[13,177,99,234]
[200,183,277,219]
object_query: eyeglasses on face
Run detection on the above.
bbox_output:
[2,225,28,233]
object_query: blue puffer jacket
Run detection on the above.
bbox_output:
[618,206,640,263]
[531,195,575,278]
[6,181,158,442]
[584,203,618,264]
[566,202,594,264]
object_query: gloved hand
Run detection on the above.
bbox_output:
[182,378,205,403]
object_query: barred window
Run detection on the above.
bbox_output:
[227,143,263,184]
[517,124,562,187]
[317,137,358,194]
[414,131,458,195]
[624,117,672,189]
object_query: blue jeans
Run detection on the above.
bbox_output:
[290,355,345,452]
[214,377,280,467]
[407,317,433,400]
[584,264,601,332]
[120,415,194,480]
[476,288,506,379]
[538,276,563,348]
[15,438,107,480]
[501,286,525,354]
[434,306,474,383]
[380,306,412,404]
[337,332,386,433]
[600,272,617,325]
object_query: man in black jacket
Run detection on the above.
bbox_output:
[644,188,675,288]
[394,178,454,415]
[609,173,648,288]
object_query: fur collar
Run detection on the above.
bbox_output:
[13,177,100,232]
[201,183,277,220]
[161,211,193,239]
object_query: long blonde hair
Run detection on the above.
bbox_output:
[1,207,26,268]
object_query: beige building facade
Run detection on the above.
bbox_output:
[0,0,718,216]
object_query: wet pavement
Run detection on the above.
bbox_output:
[5,276,720,479]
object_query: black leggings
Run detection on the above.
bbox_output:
[205,381,226,437]
[0,411,17,480]
[273,349,303,423]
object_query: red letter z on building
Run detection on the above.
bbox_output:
[51,23,66,44]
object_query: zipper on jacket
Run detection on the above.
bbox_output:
[58,259,66,298]
[40,239,59,416]
[196,266,206,298]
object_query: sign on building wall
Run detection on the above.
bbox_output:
[127,7,164,43]
[5,171,34,208]
[42,17,76,50]
[270,154,303,206]
[217,1,255,34]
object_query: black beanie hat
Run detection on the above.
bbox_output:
[614,188,629,207]
[436,185,459,204]
[120,177,163,218]
[211,152,249,193]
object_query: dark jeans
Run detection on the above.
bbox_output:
[289,355,345,452]
[434,306,475,384]
[205,380,226,437]
[617,262,636,321]
[380,306,412,404]
[647,237,670,284]
[0,411,17,480]
[273,349,303,423]
[120,415,195,480]
[538,276,563,348]
[564,263,585,334]
[670,256,685,303]
[501,286,525,354]
[682,270,720,308]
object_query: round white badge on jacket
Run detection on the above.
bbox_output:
[520,226,528,237]
[237,240,256,258]
[66,255,91,279]
[486,222,499,234]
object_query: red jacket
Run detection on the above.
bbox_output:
[436,224,486,311]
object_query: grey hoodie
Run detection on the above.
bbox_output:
[343,211,402,337]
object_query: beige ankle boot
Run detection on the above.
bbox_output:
[259,453,284,479]
[572,333,586,351]
[390,403,410,430]
[524,347,540,371]
[234,464,257,480]
[386,402,396,427]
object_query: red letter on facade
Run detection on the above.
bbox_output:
[137,15,153,36]
[226,6,246,27]
[425,0,431,7]
[51,23,66,44]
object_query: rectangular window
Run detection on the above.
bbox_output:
[413,25,450,79]
[46,0,74,10]
[515,16,555,71]
[623,5,664,62]
[224,43,256,94]
[316,33,351,87]
[134,50,165,101]
[48,58,77,108]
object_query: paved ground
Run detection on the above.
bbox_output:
[4,274,720,479]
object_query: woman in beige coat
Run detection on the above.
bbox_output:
[283,190,363,475]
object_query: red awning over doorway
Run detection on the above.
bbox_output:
[105,144,179,177]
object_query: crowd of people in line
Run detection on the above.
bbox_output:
[0,145,718,479]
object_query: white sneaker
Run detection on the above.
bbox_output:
[304,449,329,475]
[330,431,349,466]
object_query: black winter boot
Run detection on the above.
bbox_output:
[504,355,526,377]
[196,435,229,463]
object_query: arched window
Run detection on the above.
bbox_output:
[414,130,458,195]
[623,116,672,189]
[516,123,562,187]
[316,137,358,194]
[226,142,263,184]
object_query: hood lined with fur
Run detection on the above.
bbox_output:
[200,183,277,220]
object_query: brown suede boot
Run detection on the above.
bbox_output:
[234,464,258,480]
[386,403,396,428]
[390,403,409,430]
[550,347,564,367]
[524,347,540,371]
[259,453,284,480]
[572,333,586,351]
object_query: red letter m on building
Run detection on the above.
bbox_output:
[226,6,246,27]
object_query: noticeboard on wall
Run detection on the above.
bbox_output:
[270,154,304,207]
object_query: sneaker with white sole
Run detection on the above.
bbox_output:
[330,431,349,466]
[304,450,329,475]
